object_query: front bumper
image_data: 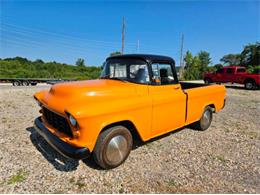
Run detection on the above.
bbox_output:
[34,117,90,159]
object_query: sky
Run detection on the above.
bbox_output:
[0,0,259,66]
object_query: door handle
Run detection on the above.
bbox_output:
[173,86,180,90]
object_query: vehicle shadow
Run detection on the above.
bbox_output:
[26,125,194,171]
[26,127,110,171]
[26,126,104,171]
[26,127,80,172]
[132,127,187,150]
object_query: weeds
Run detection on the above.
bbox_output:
[166,179,178,187]
[7,169,27,184]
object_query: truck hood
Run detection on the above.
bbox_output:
[37,79,138,115]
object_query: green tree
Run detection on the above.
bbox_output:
[110,51,122,57]
[34,59,44,64]
[183,51,201,80]
[241,42,260,66]
[76,58,85,67]
[214,63,223,70]
[0,57,101,80]
[198,51,211,73]
[220,54,241,65]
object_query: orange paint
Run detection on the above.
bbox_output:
[34,79,226,152]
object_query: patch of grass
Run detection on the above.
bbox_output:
[215,155,228,163]
[165,179,178,187]
[53,190,64,194]
[69,176,85,189]
[7,169,27,184]
[240,130,258,139]
[75,180,85,189]
[223,128,230,133]
[69,177,75,184]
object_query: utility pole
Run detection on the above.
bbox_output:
[179,33,184,79]
[136,40,140,53]
[121,16,125,54]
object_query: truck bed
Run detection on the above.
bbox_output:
[179,81,226,125]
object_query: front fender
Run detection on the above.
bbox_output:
[66,96,152,152]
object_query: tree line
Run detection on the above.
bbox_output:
[0,57,101,80]
[182,42,260,80]
[0,42,259,80]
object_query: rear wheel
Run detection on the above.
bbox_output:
[93,126,133,169]
[12,80,20,86]
[190,106,213,131]
[22,81,29,86]
[204,78,212,84]
[244,80,256,90]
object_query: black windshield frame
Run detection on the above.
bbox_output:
[100,58,151,85]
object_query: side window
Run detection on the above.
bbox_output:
[216,69,224,74]
[129,64,150,83]
[237,68,246,73]
[110,63,127,77]
[151,63,175,85]
[226,68,234,74]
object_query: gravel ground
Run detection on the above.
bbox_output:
[0,84,259,193]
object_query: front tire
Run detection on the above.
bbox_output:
[93,126,133,169]
[191,106,213,131]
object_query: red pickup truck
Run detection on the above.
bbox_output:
[204,66,260,90]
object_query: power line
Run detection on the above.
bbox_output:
[1,22,137,47]
[1,22,168,52]
[1,28,135,51]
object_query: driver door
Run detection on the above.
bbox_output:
[149,63,186,138]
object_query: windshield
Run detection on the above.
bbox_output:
[100,58,150,84]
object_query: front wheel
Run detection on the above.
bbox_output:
[190,106,213,131]
[93,126,133,169]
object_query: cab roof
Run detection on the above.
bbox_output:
[106,54,175,64]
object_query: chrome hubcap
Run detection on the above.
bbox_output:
[246,82,253,89]
[201,110,211,128]
[106,135,128,164]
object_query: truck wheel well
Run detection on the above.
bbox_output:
[101,120,142,143]
[244,78,256,84]
[208,104,216,112]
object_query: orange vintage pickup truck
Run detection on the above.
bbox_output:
[34,54,226,169]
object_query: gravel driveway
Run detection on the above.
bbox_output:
[0,84,259,193]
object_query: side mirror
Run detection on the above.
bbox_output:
[152,77,161,85]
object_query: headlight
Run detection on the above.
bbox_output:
[69,115,77,127]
